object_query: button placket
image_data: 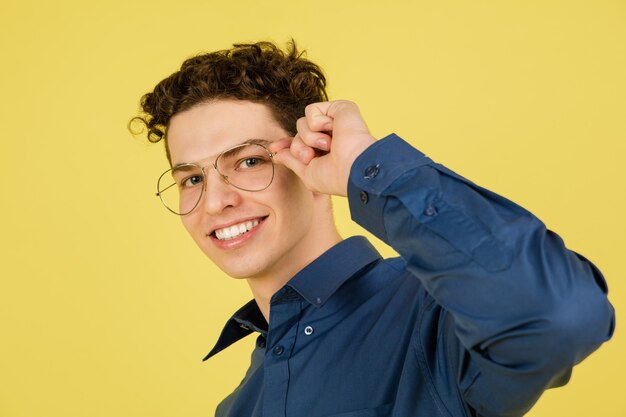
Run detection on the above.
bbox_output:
[262,301,301,417]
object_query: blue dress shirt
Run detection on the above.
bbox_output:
[205,134,615,417]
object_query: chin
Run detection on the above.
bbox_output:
[212,258,267,280]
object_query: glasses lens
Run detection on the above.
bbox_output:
[216,143,274,192]
[157,164,204,215]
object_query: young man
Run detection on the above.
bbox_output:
[132,41,615,417]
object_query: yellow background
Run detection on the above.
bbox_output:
[1,1,624,416]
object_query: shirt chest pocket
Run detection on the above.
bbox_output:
[323,403,392,417]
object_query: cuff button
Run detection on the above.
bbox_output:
[364,164,380,179]
[360,191,369,204]
[424,205,438,216]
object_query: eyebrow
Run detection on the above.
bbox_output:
[246,138,271,146]
[172,138,272,169]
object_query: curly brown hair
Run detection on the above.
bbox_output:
[130,40,328,162]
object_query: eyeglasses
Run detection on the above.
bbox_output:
[156,141,276,215]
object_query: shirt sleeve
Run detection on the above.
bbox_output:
[347,133,616,417]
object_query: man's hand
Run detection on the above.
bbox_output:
[269,100,376,196]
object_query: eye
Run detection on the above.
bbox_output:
[237,157,263,170]
[181,175,203,188]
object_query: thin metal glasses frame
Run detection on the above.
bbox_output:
[156,141,276,216]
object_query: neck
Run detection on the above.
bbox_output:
[246,204,341,323]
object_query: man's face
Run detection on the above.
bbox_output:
[166,100,317,280]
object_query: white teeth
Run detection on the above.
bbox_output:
[215,219,260,240]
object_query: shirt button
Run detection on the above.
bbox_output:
[424,205,438,216]
[360,191,369,204]
[364,164,380,179]
[304,326,314,336]
[273,345,285,356]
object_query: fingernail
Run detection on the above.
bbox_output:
[317,138,328,149]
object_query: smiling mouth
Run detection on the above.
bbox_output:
[212,217,267,241]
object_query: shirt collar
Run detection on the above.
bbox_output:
[203,236,381,360]
[284,236,382,308]
[203,299,268,361]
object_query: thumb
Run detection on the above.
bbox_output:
[272,146,308,181]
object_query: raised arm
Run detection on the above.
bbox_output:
[270,100,615,416]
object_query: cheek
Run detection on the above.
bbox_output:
[274,168,309,199]
[273,169,315,220]
[181,214,205,241]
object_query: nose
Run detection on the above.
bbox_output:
[199,166,241,215]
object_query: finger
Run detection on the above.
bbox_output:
[305,100,369,138]
[304,102,334,132]
[272,146,308,180]
[290,133,317,164]
[296,117,332,151]
[268,137,293,154]
[322,100,370,137]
